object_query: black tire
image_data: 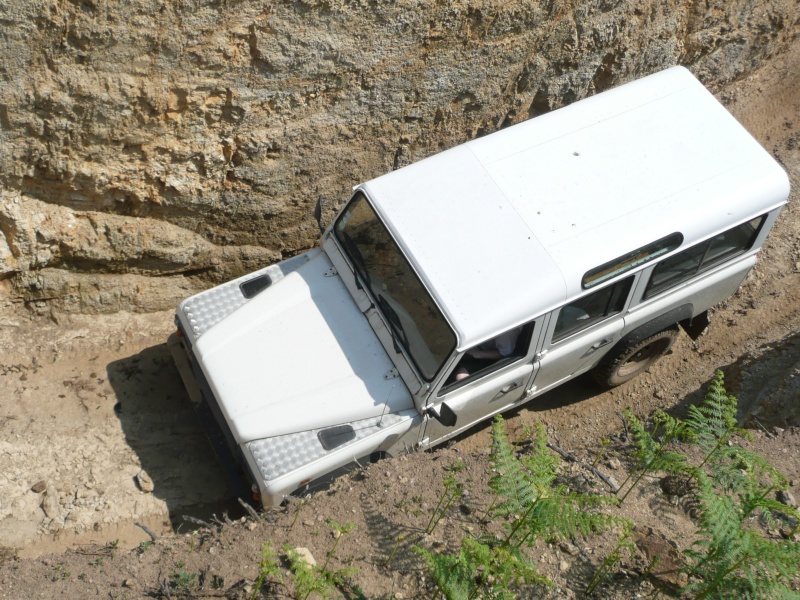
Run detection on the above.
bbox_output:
[592,328,679,389]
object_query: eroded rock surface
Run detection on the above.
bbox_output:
[1,0,798,314]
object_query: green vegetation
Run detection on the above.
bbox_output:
[169,569,197,591]
[251,542,282,600]
[146,370,798,600]
[281,520,358,600]
[426,466,464,534]
[621,371,800,599]
[415,417,628,599]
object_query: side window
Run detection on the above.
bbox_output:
[552,276,634,343]
[439,322,534,395]
[645,216,765,300]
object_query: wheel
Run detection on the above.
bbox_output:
[592,328,679,389]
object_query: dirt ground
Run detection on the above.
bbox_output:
[1,42,800,598]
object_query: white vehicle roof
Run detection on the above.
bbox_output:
[361,66,790,351]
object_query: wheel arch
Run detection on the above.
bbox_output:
[600,304,693,366]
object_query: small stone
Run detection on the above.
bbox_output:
[41,491,60,518]
[559,542,578,555]
[459,503,472,516]
[606,457,621,470]
[31,480,47,494]
[293,547,317,566]
[246,521,258,531]
[208,546,217,554]
[559,560,569,572]
[135,470,154,493]
[777,489,797,508]
[122,579,136,589]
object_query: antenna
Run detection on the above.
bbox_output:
[377,384,394,427]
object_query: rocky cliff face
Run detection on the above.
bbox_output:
[1,0,797,315]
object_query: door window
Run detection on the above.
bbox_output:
[439,322,534,395]
[552,276,634,343]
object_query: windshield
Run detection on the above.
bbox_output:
[334,192,456,381]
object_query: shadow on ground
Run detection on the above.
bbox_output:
[107,343,244,531]
[664,331,800,429]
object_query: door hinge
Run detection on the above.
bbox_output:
[383,368,399,380]
[323,267,338,277]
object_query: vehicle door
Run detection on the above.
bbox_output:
[422,318,545,447]
[530,276,636,395]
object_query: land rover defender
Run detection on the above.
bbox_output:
[169,66,790,505]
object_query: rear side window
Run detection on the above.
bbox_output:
[644,216,765,299]
[553,276,634,343]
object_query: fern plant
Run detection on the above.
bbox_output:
[415,416,628,599]
[682,370,746,482]
[671,371,800,598]
[490,417,619,549]
[617,409,688,503]
[584,526,635,596]
[682,469,800,600]
[415,537,544,600]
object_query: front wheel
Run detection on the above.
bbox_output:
[592,328,679,389]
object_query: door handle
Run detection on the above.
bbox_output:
[499,381,521,394]
[591,338,613,350]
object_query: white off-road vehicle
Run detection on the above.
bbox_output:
[169,66,789,506]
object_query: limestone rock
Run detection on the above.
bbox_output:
[135,470,155,494]
[777,489,797,508]
[0,0,796,315]
[292,547,317,566]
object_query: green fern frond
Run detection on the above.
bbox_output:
[625,410,687,470]
[512,495,619,544]
[618,410,688,502]
[625,410,657,461]
[461,537,549,595]
[488,416,628,552]
[488,416,541,518]
[682,470,800,600]
[691,370,739,436]
[414,546,472,600]
[519,422,559,491]
[284,545,333,600]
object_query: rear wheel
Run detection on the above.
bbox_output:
[592,328,679,389]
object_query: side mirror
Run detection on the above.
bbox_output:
[426,402,458,428]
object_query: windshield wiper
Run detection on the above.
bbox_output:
[340,232,372,293]
[377,294,409,355]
